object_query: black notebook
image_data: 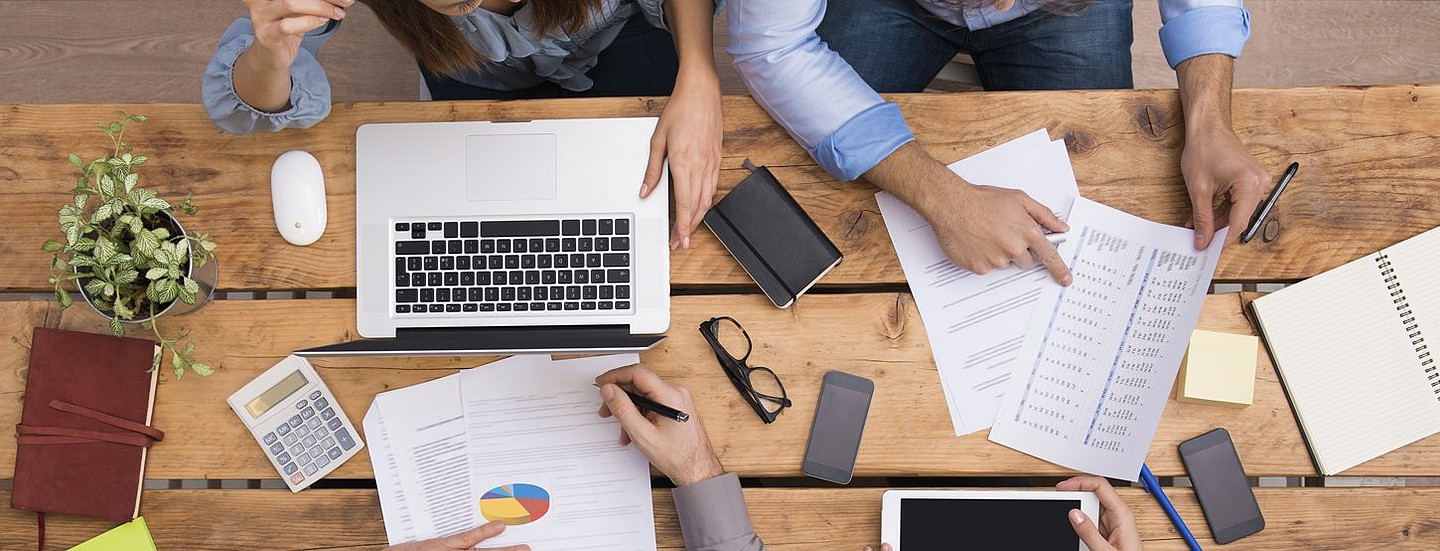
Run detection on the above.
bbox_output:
[704,167,842,308]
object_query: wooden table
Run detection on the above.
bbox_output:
[3,86,1440,548]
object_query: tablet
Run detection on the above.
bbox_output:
[880,490,1099,551]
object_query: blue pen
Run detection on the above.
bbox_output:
[1140,464,1203,551]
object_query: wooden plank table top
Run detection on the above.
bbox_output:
[4,86,1440,293]
[4,487,1438,549]
[4,293,1435,480]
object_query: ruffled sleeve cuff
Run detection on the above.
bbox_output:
[1158,5,1251,69]
[811,101,916,181]
[202,19,335,134]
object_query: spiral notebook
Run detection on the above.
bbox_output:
[1250,226,1440,475]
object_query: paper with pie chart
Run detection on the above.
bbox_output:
[480,484,551,525]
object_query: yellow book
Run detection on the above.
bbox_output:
[69,516,156,551]
[1176,329,1258,407]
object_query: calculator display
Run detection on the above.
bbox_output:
[246,371,309,418]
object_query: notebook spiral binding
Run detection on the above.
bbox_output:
[1378,253,1440,397]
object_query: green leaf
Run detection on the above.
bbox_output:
[72,237,96,252]
[176,281,197,305]
[110,317,125,337]
[147,279,178,304]
[55,288,73,308]
[63,224,81,246]
[140,197,170,211]
[173,361,185,380]
[90,202,115,224]
[189,362,214,377]
[84,278,107,296]
[152,227,170,240]
[127,214,143,234]
[123,173,139,193]
[145,267,167,280]
[200,239,217,252]
[131,114,148,123]
[68,254,97,268]
[131,155,149,166]
[68,153,83,168]
[115,268,138,284]
[151,247,174,266]
[181,277,199,294]
[100,173,116,197]
[134,230,160,257]
[174,239,190,260]
[42,240,62,253]
[74,192,88,210]
[102,283,115,298]
[112,300,134,320]
[94,238,117,263]
[183,341,196,355]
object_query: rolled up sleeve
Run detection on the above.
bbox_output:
[671,473,764,551]
[727,0,914,181]
[203,18,338,134]
[1157,0,1251,69]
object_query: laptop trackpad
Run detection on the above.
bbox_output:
[466,133,558,202]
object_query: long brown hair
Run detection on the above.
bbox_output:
[360,0,602,77]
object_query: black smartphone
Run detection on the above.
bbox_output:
[802,371,874,484]
[1178,428,1265,544]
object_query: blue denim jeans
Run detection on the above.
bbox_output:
[815,0,1134,92]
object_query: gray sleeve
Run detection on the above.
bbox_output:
[202,18,340,134]
[671,473,765,551]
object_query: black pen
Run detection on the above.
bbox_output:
[593,384,689,423]
[1240,162,1299,244]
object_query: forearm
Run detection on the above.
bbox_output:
[664,0,718,88]
[233,45,295,113]
[1175,53,1236,138]
[863,141,968,216]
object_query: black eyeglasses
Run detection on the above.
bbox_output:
[700,316,791,424]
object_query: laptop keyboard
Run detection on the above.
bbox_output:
[392,218,633,315]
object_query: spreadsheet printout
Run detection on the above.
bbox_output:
[989,197,1226,480]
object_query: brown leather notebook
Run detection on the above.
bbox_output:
[11,328,163,522]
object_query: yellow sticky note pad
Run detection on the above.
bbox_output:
[1177,329,1258,407]
[70,516,156,551]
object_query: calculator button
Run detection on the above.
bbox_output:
[295,399,308,410]
[290,472,305,485]
[306,417,322,430]
[263,432,278,445]
[289,443,304,457]
[301,407,316,419]
[296,451,311,465]
[328,447,342,460]
[301,435,317,449]
[321,436,336,450]
[283,462,298,475]
[310,390,322,400]
[315,423,329,437]
[320,407,336,420]
[336,428,357,450]
[288,415,303,428]
[269,441,285,454]
[309,445,324,460]
[276,452,292,465]
[296,425,311,438]
[304,464,319,476]
[315,454,330,468]
[327,417,343,430]
[315,397,329,410]
[276,423,291,436]
[284,433,299,446]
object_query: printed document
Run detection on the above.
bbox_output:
[988,198,1226,480]
[367,354,656,548]
[877,129,1080,435]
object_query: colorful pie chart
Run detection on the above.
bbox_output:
[479,483,551,525]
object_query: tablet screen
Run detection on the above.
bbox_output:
[900,498,1081,549]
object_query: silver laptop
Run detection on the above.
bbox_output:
[298,118,669,356]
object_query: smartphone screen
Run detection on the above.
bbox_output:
[1179,428,1265,544]
[802,371,874,484]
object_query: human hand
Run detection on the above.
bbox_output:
[640,75,722,251]
[862,544,894,551]
[383,521,530,551]
[243,0,352,70]
[923,183,1072,285]
[1057,476,1142,551]
[1180,126,1267,250]
[596,364,725,486]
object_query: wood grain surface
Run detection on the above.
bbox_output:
[4,293,1435,480]
[3,487,1438,550]
[4,86,1440,293]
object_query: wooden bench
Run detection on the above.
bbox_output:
[3,87,1440,548]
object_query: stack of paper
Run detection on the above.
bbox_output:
[365,354,656,549]
[878,129,1226,480]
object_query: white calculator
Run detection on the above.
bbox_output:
[227,355,364,492]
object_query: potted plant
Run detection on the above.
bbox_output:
[42,112,219,379]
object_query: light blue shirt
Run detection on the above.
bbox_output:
[727,0,1251,181]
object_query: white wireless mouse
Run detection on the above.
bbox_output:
[271,150,328,246]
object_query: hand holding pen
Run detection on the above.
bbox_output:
[594,364,725,487]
